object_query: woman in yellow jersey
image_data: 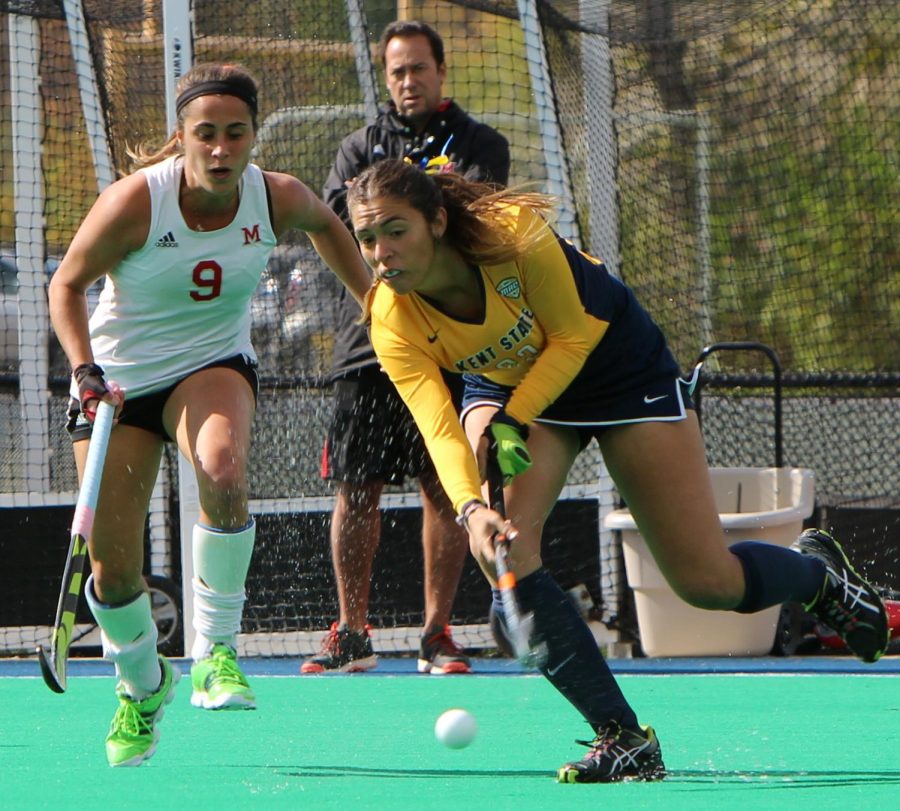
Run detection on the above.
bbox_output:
[347,158,888,783]
[49,63,370,768]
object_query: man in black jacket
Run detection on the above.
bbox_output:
[303,20,510,674]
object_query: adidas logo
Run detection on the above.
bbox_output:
[155,231,179,248]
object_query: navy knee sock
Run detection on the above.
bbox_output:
[730,541,826,613]
[493,568,638,731]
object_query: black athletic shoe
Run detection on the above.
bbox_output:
[300,623,377,673]
[417,626,471,674]
[557,722,666,784]
[792,528,889,663]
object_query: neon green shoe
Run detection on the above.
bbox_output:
[106,656,179,767]
[190,643,256,710]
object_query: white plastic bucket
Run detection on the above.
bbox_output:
[604,467,815,657]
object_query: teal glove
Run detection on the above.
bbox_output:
[485,415,532,484]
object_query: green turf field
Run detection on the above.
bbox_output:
[3,671,898,809]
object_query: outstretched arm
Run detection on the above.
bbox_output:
[371,321,480,511]
[266,170,371,306]
[375,336,515,559]
[49,172,148,412]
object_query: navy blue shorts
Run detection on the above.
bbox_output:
[66,353,259,442]
[461,370,695,451]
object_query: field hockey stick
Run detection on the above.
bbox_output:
[37,400,115,693]
[485,450,548,669]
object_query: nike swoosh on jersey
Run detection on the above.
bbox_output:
[643,394,668,404]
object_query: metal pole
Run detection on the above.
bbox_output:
[516,0,578,242]
[9,12,50,489]
[162,0,198,655]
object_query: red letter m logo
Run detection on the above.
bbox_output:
[242,224,261,245]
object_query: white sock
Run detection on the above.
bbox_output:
[191,580,246,660]
[191,521,255,661]
[86,575,160,700]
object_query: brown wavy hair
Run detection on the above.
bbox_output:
[347,158,556,268]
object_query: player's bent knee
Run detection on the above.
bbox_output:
[196,457,245,493]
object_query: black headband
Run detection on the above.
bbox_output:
[175,81,258,116]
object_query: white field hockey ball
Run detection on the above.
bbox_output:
[434,708,478,749]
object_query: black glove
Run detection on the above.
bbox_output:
[72,362,108,422]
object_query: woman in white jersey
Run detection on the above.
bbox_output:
[48,63,371,768]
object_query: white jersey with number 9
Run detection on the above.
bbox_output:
[85,155,277,398]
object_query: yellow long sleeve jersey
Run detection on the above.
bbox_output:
[371,208,633,513]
